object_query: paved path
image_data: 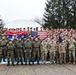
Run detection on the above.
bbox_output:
[0,64,76,75]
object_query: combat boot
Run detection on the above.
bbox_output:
[50,62,53,64]
[12,63,15,66]
[21,58,23,65]
[25,62,27,65]
[32,61,34,65]
[21,62,23,65]
[0,58,1,62]
[17,61,19,65]
[37,61,39,65]
[7,61,10,66]
[73,62,75,65]
[3,58,5,62]
[29,61,31,65]
[42,61,44,64]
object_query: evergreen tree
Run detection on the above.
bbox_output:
[43,0,76,28]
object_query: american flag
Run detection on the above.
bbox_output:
[30,31,48,40]
[38,31,48,40]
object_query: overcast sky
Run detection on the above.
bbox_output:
[0,0,46,22]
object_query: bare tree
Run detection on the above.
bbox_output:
[34,17,45,26]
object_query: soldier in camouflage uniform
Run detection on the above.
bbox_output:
[41,38,47,64]
[0,28,3,39]
[37,35,42,60]
[49,40,57,64]
[58,41,66,64]
[0,29,3,62]
[6,40,15,66]
[5,35,10,43]
[16,38,23,65]
[0,35,7,62]
[68,37,76,64]
[32,37,40,64]
[12,35,17,61]
[26,27,30,37]
[21,35,25,42]
[23,38,32,65]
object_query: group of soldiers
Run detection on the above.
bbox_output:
[0,28,76,66]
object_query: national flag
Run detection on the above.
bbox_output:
[30,31,48,40]
[6,30,26,40]
[38,31,48,40]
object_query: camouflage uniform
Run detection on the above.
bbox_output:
[16,39,23,65]
[32,39,40,64]
[6,42,15,66]
[21,37,25,43]
[58,42,66,64]
[0,30,3,62]
[23,39,32,65]
[0,29,3,39]
[49,41,57,64]
[41,40,47,64]
[68,39,75,64]
[0,38,7,62]
[12,38,17,61]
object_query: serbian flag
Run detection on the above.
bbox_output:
[6,30,26,40]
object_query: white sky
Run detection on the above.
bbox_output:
[0,0,46,22]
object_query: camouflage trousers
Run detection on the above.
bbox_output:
[59,51,66,63]
[7,50,14,63]
[49,50,56,63]
[69,50,75,62]
[0,48,2,62]
[17,49,23,62]
[2,47,7,62]
[32,48,40,62]
[24,49,31,62]
[41,51,47,62]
